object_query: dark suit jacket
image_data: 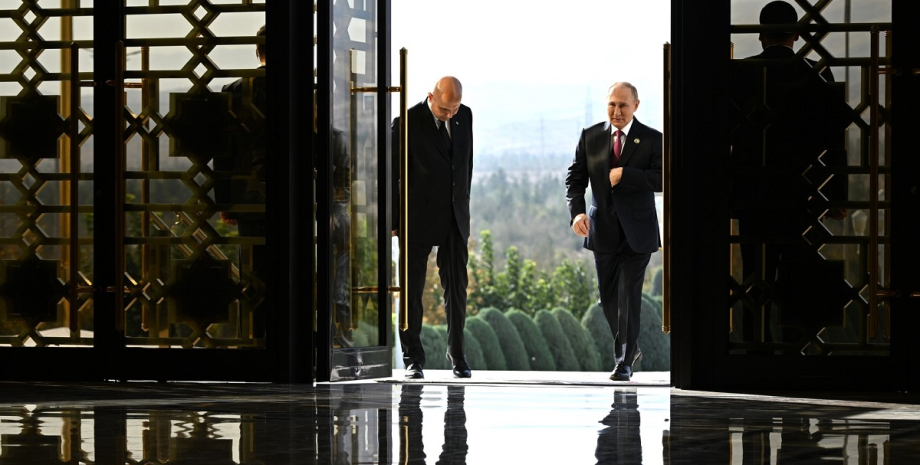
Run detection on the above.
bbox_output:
[392,99,474,246]
[214,72,267,223]
[566,118,663,254]
[729,45,849,231]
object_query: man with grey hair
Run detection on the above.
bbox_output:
[566,82,662,381]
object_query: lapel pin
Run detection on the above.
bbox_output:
[634,138,640,144]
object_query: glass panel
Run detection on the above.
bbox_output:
[122,2,266,348]
[331,0,382,349]
[728,0,891,355]
[0,1,94,347]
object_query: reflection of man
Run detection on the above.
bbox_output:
[397,385,468,464]
[215,25,267,280]
[730,1,850,347]
[566,82,662,382]
[595,390,641,464]
[398,384,426,463]
[392,77,474,379]
[330,127,351,347]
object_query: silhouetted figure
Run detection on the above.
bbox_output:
[329,126,352,347]
[730,1,851,349]
[214,25,267,336]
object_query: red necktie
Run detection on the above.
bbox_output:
[612,130,623,162]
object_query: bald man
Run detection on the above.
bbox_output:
[392,77,474,379]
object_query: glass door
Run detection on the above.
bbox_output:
[315,0,396,381]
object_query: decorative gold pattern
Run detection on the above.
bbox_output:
[727,1,892,355]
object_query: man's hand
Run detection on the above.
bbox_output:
[608,167,623,187]
[220,211,237,226]
[572,213,590,237]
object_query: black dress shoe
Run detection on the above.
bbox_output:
[610,364,633,381]
[405,362,424,379]
[446,354,472,378]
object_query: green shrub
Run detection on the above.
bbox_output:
[506,309,556,371]
[650,266,663,296]
[638,293,670,371]
[479,307,530,370]
[533,309,579,371]
[581,303,616,371]
[551,307,601,371]
[352,324,373,348]
[461,326,486,370]
[420,323,449,369]
[465,316,506,370]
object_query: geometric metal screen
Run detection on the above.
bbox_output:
[121,0,266,348]
[0,1,95,347]
[0,1,267,350]
[728,0,891,355]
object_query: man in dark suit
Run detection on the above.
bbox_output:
[213,25,267,337]
[393,76,474,379]
[566,82,662,381]
[730,1,850,349]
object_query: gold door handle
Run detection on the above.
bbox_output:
[345,49,409,331]
[661,42,671,335]
[68,42,82,332]
[397,48,409,332]
[114,40,127,332]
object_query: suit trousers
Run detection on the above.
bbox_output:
[399,218,469,366]
[594,246,650,367]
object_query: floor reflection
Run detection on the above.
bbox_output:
[0,381,919,464]
[399,385,467,464]
[596,390,642,464]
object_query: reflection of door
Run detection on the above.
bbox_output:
[669,0,920,390]
[0,2,307,381]
[315,0,397,381]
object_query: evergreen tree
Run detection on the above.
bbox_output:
[479,307,530,370]
[465,316,507,370]
[552,307,601,371]
[582,304,616,371]
[533,309,580,371]
[506,309,557,371]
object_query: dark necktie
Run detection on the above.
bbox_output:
[612,130,623,163]
[439,119,452,155]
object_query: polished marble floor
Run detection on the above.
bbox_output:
[1,372,920,464]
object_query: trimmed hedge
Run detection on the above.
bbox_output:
[581,303,616,371]
[465,316,507,370]
[552,307,601,371]
[638,294,670,371]
[650,266,663,296]
[420,323,449,369]
[533,309,580,371]
[479,307,531,370]
[460,326,486,370]
[506,309,556,371]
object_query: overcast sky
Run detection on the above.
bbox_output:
[392,0,672,137]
